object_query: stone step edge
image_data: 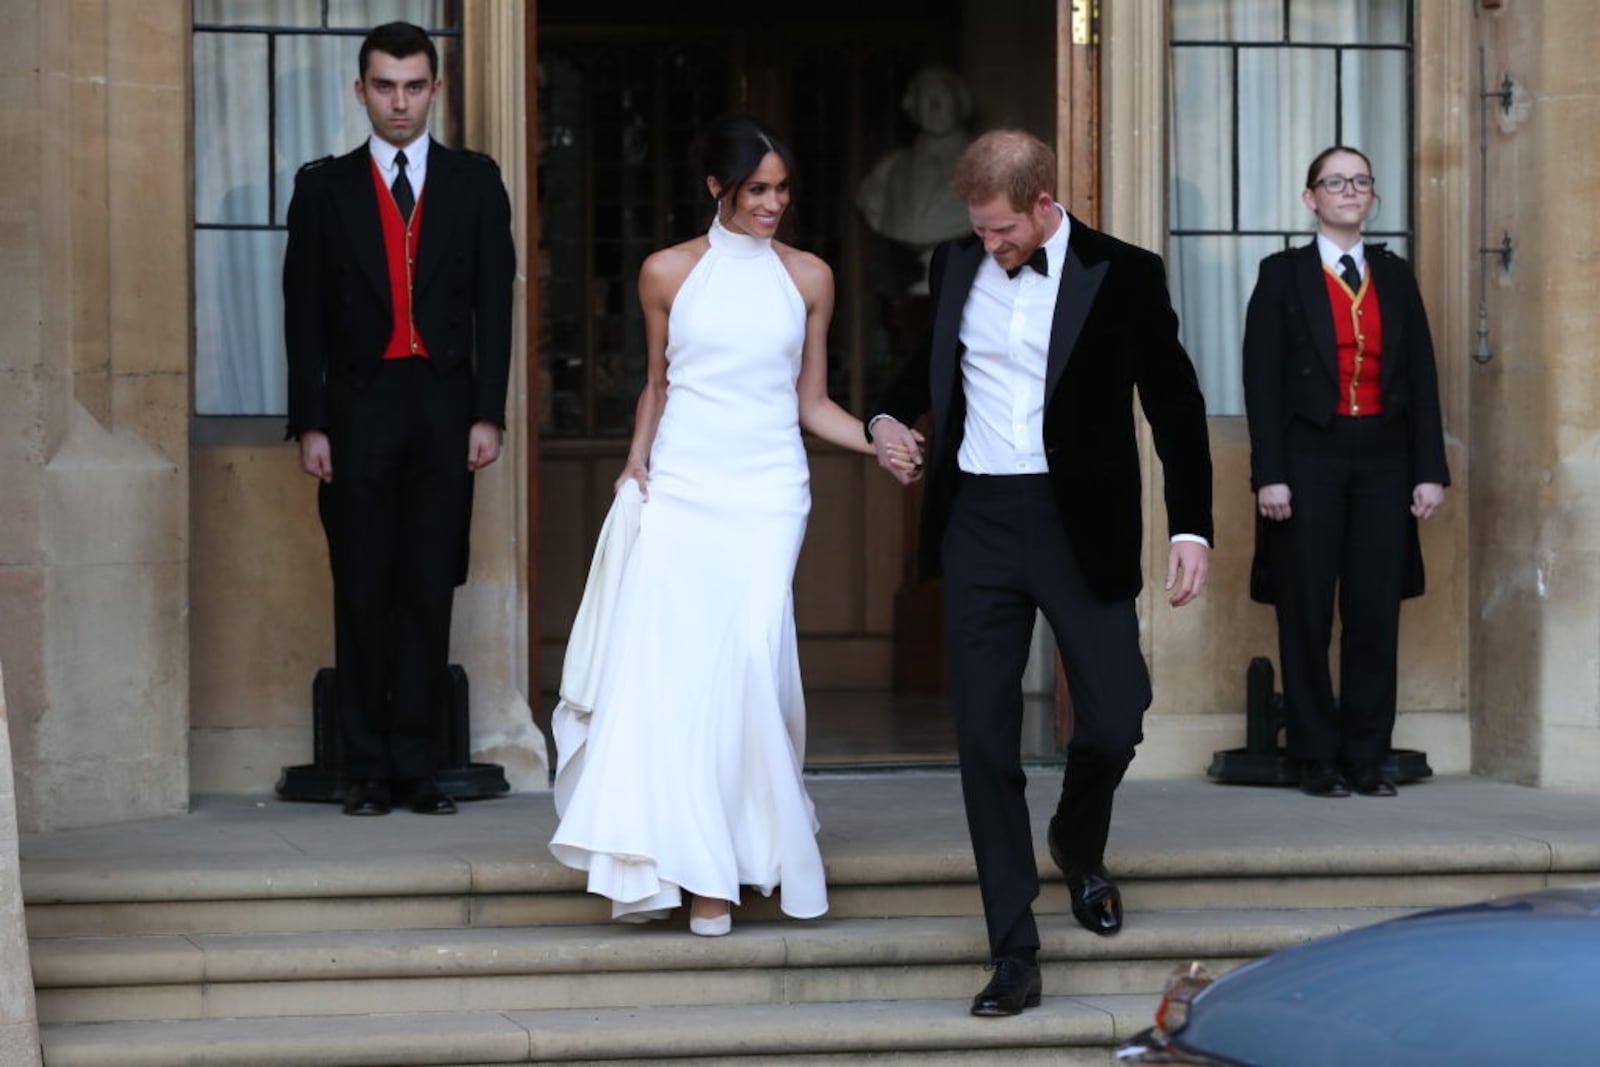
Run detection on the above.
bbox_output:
[30,907,1406,989]
[22,839,1582,905]
[39,995,1163,1067]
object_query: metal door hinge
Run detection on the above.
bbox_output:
[1071,0,1100,46]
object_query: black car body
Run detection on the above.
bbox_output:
[1118,885,1600,1066]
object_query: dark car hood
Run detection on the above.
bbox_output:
[1173,887,1600,1067]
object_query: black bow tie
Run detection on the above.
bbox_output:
[1005,246,1050,279]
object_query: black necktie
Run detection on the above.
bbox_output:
[1338,253,1361,292]
[1006,246,1049,279]
[392,150,415,221]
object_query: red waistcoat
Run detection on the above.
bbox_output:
[370,158,429,360]
[1323,265,1382,416]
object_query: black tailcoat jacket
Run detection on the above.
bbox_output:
[1242,242,1450,603]
[283,142,515,439]
[877,217,1214,604]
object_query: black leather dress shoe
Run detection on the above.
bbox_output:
[405,779,458,815]
[1047,817,1123,936]
[1299,762,1351,798]
[1065,868,1124,936]
[342,780,392,816]
[970,956,1042,1017]
[1353,767,1398,797]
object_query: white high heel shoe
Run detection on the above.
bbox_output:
[688,909,732,937]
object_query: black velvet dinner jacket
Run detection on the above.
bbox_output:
[283,141,516,439]
[876,215,1214,604]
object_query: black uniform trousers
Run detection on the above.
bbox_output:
[1269,415,1411,770]
[318,357,473,783]
[941,473,1152,960]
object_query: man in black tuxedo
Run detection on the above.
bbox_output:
[283,22,515,817]
[868,130,1213,1016]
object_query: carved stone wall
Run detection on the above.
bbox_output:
[0,0,190,831]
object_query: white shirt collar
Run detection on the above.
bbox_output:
[368,131,431,177]
[1316,232,1365,273]
[1039,203,1070,274]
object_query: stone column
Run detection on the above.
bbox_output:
[0,1,190,830]
[0,661,44,1066]
[456,0,549,788]
[1470,3,1600,787]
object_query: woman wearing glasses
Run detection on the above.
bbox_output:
[1242,146,1450,799]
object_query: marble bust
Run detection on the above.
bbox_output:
[857,65,975,263]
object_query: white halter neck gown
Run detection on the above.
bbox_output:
[549,215,828,921]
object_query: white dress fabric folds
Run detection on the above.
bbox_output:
[549,215,828,922]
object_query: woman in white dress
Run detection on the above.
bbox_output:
[549,116,920,935]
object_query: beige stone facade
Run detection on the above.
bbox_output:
[0,661,42,1065]
[1,0,1597,847]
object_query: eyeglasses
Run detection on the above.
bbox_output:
[1311,174,1375,194]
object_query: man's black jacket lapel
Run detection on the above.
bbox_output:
[1045,237,1108,404]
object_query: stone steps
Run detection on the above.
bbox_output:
[26,776,1600,1063]
[22,845,1564,939]
[31,908,1406,1025]
[41,996,1157,1066]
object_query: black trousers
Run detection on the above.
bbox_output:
[941,474,1151,959]
[318,358,473,783]
[1269,416,1410,769]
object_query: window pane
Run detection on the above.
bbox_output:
[434,36,462,145]
[326,0,454,29]
[1171,235,1285,416]
[273,36,372,224]
[538,51,584,437]
[193,0,320,26]
[1169,46,1234,232]
[1378,236,1408,262]
[1342,48,1410,231]
[1237,47,1335,231]
[195,229,290,417]
[1291,0,1410,44]
[1171,0,1283,42]
[194,33,270,225]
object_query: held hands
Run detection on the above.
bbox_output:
[1166,540,1210,608]
[870,418,927,485]
[1411,482,1445,520]
[467,421,503,471]
[1257,483,1291,522]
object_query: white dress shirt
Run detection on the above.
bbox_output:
[955,205,1071,476]
[368,131,432,200]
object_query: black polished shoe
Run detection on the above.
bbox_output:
[1066,868,1124,936]
[342,780,392,816]
[405,779,458,815]
[1299,761,1351,798]
[970,956,1042,1017]
[1353,766,1398,797]
[1048,817,1123,937]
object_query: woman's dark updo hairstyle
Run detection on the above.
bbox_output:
[693,114,799,206]
[1304,144,1374,189]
